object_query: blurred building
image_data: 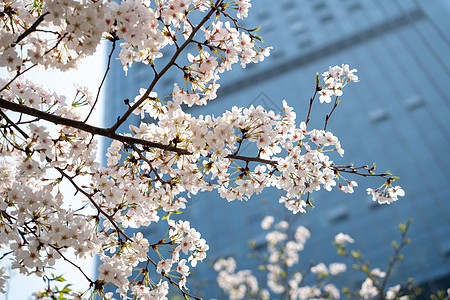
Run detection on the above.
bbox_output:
[104,0,450,297]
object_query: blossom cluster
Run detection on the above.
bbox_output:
[318,64,359,103]
[216,216,415,300]
[215,216,348,299]
[121,97,349,208]
[214,257,262,300]
[360,276,407,300]
[0,0,108,71]
[122,80,404,222]
[367,185,405,205]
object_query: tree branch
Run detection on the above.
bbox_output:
[0,98,191,155]
[11,12,49,47]
[0,110,29,139]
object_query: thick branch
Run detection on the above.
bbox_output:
[0,98,191,155]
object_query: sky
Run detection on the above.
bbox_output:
[0,42,106,299]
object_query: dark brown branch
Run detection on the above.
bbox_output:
[0,98,191,155]
[0,100,398,183]
[0,250,13,260]
[0,98,398,183]
[51,245,93,284]
[0,64,37,94]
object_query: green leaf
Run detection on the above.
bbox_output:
[162,212,171,220]
[249,27,261,32]
[253,35,263,42]
[351,250,362,259]
[392,241,398,249]
[60,284,72,293]
[248,240,256,248]
[54,276,66,282]
[258,265,266,271]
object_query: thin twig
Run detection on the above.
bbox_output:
[130,144,168,184]
[324,96,339,131]
[305,75,320,125]
[84,39,117,122]
[55,167,131,242]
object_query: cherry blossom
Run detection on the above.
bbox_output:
[217,217,417,300]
